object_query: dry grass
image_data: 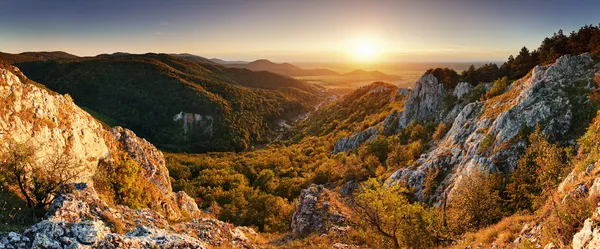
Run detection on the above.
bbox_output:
[448,215,536,249]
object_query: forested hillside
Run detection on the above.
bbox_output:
[7,53,324,152]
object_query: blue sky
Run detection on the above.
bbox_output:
[0,0,599,62]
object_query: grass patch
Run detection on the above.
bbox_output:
[0,186,38,232]
[81,106,120,128]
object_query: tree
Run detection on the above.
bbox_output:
[505,127,567,213]
[0,140,79,209]
[512,47,533,79]
[447,169,504,234]
[352,178,437,249]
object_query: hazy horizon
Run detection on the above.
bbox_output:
[2,0,599,64]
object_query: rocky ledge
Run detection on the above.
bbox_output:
[291,184,348,236]
[0,183,257,249]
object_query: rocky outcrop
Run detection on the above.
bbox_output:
[398,74,445,128]
[0,67,109,183]
[172,112,214,140]
[333,126,378,153]
[573,214,600,249]
[111,127,171,193]
[0,65,202,221]
[452,82,472,99]
[291,184,347,236]
[0,184,256,249]
[388,54,599,202]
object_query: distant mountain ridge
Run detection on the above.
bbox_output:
[226,59,340,77]
[342,69,403,80]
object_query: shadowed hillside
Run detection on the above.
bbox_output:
[12,53,324,153]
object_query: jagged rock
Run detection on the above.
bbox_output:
[453,82,472,99]
[398,73,445,128]
[397,88,410,96]
[291,184,347,236]
[333,126,378,153]
[388,54,599,202]
[339,180,359,196]
[513,223,542,248]
[333,243,359,249]
[111,127,171,193]
[0,184,255,249]
[0,66,109,184]
[573,217,600,249]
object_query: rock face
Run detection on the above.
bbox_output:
[333,126,378,153]
[111,127,171,193]
[388,54,599,202]
[573,214,600,249]
[291,184,347,236]
[172,112,214,140]
[0,184,256,249]
[452,82,472,99]
[0,67,109,183]
[398,74,445,128]
[0,64,256,248]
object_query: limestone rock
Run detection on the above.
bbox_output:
[573,218,600,249]
[0,67,109,184]
[388,54,599,202]
[111,126,171,193]
[0,184,255,249]
[333,126,378,153]
[398,73,445,128]
[453,82,473,99]
[291,184,347,236]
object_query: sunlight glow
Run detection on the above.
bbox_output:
[351,40,380,62]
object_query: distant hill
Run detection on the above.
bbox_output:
[227,59,340,77]
[10,52,324,152]
[0,51,78,63]
[210,58,249,64]
[170,53,216,64]
[342,69,403,80]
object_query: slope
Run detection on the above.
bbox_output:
[13,53,324,153]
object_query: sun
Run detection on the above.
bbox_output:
[352,41,379,62]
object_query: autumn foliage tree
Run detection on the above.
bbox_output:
[0,140,79,210]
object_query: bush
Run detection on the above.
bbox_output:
[432,122,451,140]
[484,77,509,100]
[352,179,438,248]
[447,170,505,235]
[479,132,496,154]
[505,128,567,213]
[93,151,159,210]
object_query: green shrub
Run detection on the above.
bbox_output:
[484,77,509,100]
[479,132,496,153]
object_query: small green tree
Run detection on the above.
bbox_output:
[484,76,509,100]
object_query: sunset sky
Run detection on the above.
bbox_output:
[1,0,599,63]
